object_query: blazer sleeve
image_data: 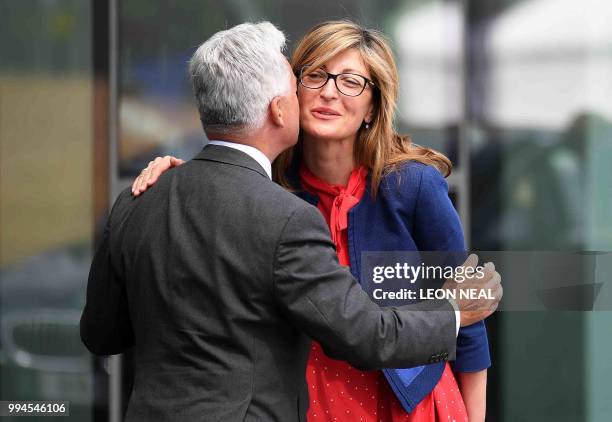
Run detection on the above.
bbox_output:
[273,203,457,371]
[412,165,491,372]
[80,190,135,356]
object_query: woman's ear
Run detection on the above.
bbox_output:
[365,103,375,125]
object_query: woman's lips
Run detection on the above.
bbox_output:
[311,108,342,120]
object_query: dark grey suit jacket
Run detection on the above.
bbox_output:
[80,145,456,422]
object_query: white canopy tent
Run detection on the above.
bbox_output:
[485,0,612,130]
[392,0,612,130]
[392,1,463,127]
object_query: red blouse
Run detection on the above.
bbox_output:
[300,165,468,422]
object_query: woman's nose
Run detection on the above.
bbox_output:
[319,77,339,99]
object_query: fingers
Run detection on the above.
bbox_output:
[135,162,153,194]
[146,156,171,187]
[132,165,150,196]
[149,156,176,185]
[445,254,478,287]
[485,300,499,317]
[132,161,153,196]
[480,261,496,283]
[462,253,478,270]
[480,305,496,323]
[132,156,182,196]
[141,161,155,191]
[489,273,503,302]
[458,266,503,325]
[461,254,480,284]
[481,271,502,317]
[462,259,495,287]
[145,158,160,188]
[486,271,502,306]
[132,175,140,196]
[488,270,501,289]
[482,269,500,290]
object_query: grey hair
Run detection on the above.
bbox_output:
[189,22,291,134]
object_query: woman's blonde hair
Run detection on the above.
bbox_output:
[273,20,451,195]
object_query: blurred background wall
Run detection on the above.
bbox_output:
[1,1,95,421]
[1,0,611,421]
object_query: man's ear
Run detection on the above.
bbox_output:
[270,96,285,127]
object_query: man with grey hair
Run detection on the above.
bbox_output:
[81,22,501,421]
[190,21,293,135]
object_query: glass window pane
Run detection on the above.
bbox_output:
[0,1,95,420]
[469,1,612,420]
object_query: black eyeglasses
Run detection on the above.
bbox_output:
[298,67,375,97]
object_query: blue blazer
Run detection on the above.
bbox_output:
[292,161,490,413]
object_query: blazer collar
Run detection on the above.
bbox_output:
[193,144,269,179]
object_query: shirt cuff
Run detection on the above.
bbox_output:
[448,298,460,336]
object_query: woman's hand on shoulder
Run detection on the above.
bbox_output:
[132,155,184,196]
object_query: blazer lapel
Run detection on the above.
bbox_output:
[193,144,270,179]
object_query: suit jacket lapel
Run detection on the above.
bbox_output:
[193,144,270,179]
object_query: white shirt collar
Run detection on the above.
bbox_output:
[207,140,272,179]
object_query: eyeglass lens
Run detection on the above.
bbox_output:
[301,69,366,96]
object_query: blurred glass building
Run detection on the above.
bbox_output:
[1,0,611,421]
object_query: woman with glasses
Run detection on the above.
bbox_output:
[132,20,489,422]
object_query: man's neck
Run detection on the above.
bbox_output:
[207,139,273,179]
[206,132,278,162]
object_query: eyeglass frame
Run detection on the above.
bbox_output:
[297,66,376,97]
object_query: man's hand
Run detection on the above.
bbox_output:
[443,254,503,327]
[132,155,184,196]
